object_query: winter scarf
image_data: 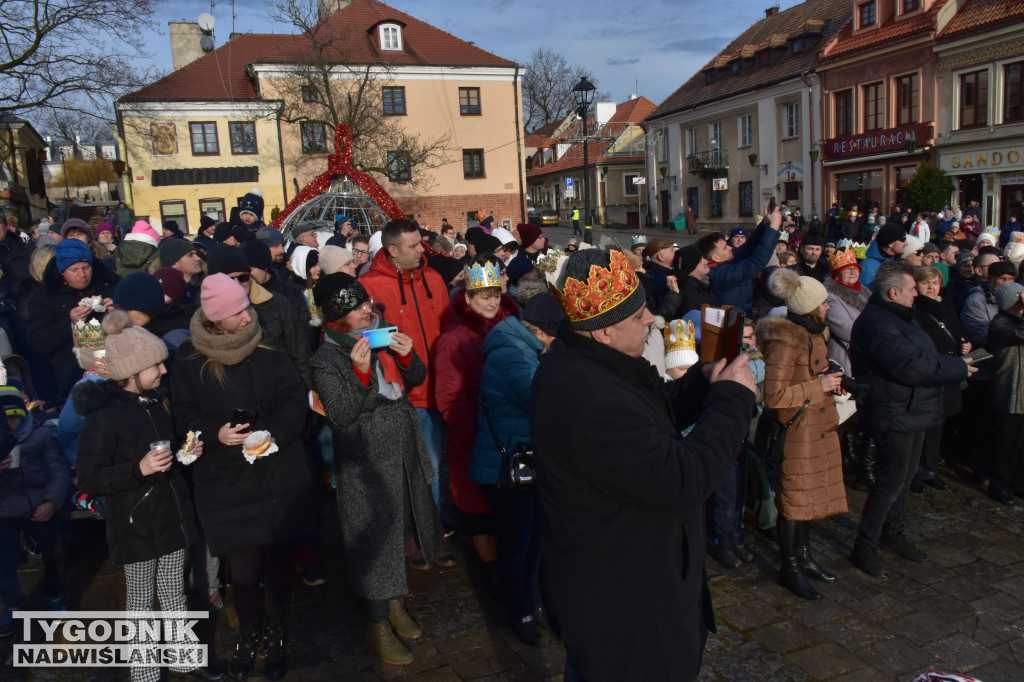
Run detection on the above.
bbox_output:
[189,307,263,365]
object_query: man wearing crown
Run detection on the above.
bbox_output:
[530,248,756,682]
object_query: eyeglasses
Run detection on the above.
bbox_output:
[353,248,369,256]
[229,273,251,283]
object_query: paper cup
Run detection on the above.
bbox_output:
[150,440,171,454]
[7,445,20,469]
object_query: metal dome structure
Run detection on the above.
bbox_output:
[276,177,390,238]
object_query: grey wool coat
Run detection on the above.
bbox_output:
[311,341,441,600]
[824,276,870,374]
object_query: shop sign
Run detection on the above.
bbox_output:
[1003,172,1024,186]
[777,162,803,181]
[824,123,930,160]
[945,149,1023,172]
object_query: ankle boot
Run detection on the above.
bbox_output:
[365,620,413,666]
[776,518,821,601]
[262,617,287,681]
[389,598,423,640]
[794,521,837,583]
[228,622,262,680]
[853,433,877,492]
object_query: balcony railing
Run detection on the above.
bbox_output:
[687,149,728,176]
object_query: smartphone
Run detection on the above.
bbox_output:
[362,326,398,349]
[965,348,992,363]
[230,409,258,428]
[767,195,777,214]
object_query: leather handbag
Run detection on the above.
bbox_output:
[480,399,536,490]
[754,400,810,465]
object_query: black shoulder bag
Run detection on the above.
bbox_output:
[480,398,536,490]
[754,400,810,466]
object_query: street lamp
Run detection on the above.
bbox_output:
[572,76,596,244]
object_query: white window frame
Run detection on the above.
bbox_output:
[623,173,640,196]
[685,127,697,157]
[738,114,753,148]
[379,24,402,51]
[783,103,800,139]
[708,121,722,150]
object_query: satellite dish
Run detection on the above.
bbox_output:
[200,35,215,52]
[198,12,215,32]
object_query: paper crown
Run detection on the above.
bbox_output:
[464,259,502,291]
[829,248,860,272]
[984,225,1002,239]
[837,238,853,250]
[664,319,699,369]
[778,232,789,243]
[534,248,564,277]
[72,318,105,350]
[852,242,869,260]
[554,249,641,325]
[632,234,648,246]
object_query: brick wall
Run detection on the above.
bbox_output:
[397,193,528,232]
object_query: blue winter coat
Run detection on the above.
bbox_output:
[0,420,71,520]
[709,223,780,316]
[470,318,543,486]
[858,240,888,289]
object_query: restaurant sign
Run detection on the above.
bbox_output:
[824,123,931,160]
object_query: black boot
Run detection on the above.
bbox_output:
[795,521,837,583]
[228,622,262,680]
[853,433,877,492]
[840,428,858,477]
[777,518,821,600]
[262,617,287,681]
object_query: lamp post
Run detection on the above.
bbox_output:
[59,148,71,217]
[572,76,596,244]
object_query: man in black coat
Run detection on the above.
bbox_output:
[849,261,974,577]
[675,244,717,315]
[794,234,829,282]
[530,249,756,682]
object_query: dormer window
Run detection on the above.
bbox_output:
[859,2,876,28]
[902,0,920,11]
[379,24,402,51]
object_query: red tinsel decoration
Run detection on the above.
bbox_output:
[270,123,406,230]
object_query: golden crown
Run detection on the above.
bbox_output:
[72,318,105,350]
[829,248,859,271]
[554,250,641,324]
[632,234,647,246]
[465,260,502,291]
[663,318,696,354]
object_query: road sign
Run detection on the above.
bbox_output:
[565,177,574,188]
[565,185,575,198]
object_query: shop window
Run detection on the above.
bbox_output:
[959,70,988,128]
[836,170,882,211]
[896,166,916,206]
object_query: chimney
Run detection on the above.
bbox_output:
[318,0,353,21]
[765,6,779,18]
[169,21,205,70]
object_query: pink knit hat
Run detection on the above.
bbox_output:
[129,220,162,245]
[201,273,250,322]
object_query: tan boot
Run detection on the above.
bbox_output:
[364,620,413,666]
[389,598,423,640]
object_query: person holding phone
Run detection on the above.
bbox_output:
[756,268,848,601]
[310,273,443,666]
[170,274,312,681]
[75,311,222,682]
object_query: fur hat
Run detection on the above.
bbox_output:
[101,309,168,381]
[768,267,827,316]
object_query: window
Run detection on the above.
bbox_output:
[382,87,406,116]
[686,127,697,157]
[1005,61,1024,123]
[784,181,800,202]
[159,200,188,232]
[658,134,668,162]
[959,70,988,128]
[738,181,753,217]
[228,122,257,155]
[300,122,328,153]
[710,187,723,217]
[459,88,481,116]
[834,90,853,135]
[189,122,219,155]
[863,82,884,131]
[462,149,485,178]
[199,198,225,224]
[302,87,318,103]
[708,122,721,149]
[783,103,799,139]
[896,166,916,205]
[902,0,920,11]
[738,114,752,148]
[624,174,639,196]
[896,74,919,125]
[387,151,411,182]
[379,24,402,51]
[859,2,876,27]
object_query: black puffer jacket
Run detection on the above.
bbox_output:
[850,294,968,433]
[248,282,313,388]
[74,381,198,564]
[25,258,119,401]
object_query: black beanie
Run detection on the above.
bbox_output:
[988,260,1016,280]
[475,234,502,254]
[241,241,273,273]
[206,245,249,276]
[214,222,235,243]
[801,234,823,247]
[199,215,216,232]
[465,226,485,246]
[314,273,368,322]
[876,224,907,250]
[673,244,703,276]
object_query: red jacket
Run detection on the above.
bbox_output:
[359,250,450,409]
[434,288,519,515]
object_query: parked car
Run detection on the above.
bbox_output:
[530,209,559,226]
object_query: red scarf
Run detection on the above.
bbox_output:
[832,273,862,292]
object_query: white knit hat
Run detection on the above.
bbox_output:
[769,267,828,316]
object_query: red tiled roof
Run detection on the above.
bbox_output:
[608,97,657,124]
[646,0,851,122]
[823,0,948,60]
[121,0,515,103]
[937,0,1024,41]
[525,120,562,147]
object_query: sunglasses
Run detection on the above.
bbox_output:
[229,273,251,283]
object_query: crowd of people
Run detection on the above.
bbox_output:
[0,190,1022,682]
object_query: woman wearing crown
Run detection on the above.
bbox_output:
[434,254,519,589]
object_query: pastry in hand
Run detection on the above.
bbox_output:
[242,430,272,457]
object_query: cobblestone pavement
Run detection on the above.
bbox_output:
[5,464,1024,681]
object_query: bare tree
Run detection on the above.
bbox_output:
[522,47,611,132]
[39,110,114,154]
[0,0,161,121]
[264,0,451,191]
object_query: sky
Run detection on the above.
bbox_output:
[145,0,804,108]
